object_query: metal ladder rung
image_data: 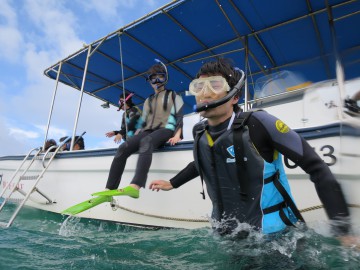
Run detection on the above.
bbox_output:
[6,198,23,204]
[19,175,41,181]
[15,187,53,204]
[33,188,53,204]
[16,188,26,196]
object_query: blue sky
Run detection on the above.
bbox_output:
[0,0,176,156]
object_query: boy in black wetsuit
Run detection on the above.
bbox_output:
[150,58,359,247]
[94,62,184,198]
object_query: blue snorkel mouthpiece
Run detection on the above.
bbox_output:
[194,69,245,113]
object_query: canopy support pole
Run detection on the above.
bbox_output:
[118,32,129,136]
[327,2,345,120]
[244,36,249,112]
[43,61,63,150]
[70,46,91,151]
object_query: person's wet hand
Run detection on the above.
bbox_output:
[114,134,122,143]
[149,180,173,191]
[168,135,181,146]
[338,235,360,250]
[105,131,115,138]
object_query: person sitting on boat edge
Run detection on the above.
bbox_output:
[59,136,85,151]
[344,90,360,114]
[43,139,57,152]
[149,58,358,246]
[105,92,142,144]
[92,61,184,199]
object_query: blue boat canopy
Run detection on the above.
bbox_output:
[44,0,360,114]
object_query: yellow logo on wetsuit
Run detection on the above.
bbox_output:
[275,120,290,133]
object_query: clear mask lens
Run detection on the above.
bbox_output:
[189,76,230,96]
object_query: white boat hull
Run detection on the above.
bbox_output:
[0,149,211,229]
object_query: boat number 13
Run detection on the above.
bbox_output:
[284,145,337,168]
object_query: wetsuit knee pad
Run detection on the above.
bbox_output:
[114,142,130,158]
[139,136,153,154]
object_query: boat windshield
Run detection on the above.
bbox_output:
[254,71,311,99]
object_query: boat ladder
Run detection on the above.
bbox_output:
[0,144,62,228]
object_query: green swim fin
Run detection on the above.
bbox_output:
[91,186,139,198]
[62,196,112,215]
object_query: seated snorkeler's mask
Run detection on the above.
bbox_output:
[147,73,167,85]
[146,59,169,90]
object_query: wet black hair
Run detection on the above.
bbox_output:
[147,63,166,77]
[75,136,85,150]
[196,58,242,113]
[120,92,134,107]
[196,58,241,89]
[44,139,57,152]
[59,136,85,150]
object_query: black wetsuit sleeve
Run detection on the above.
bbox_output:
[248,112,350,235]
[119,114,126,136]
[170,161,199,188]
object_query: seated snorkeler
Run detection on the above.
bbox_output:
[43,139,57,152]
[150,58,359,247]
[105,92,142,143]
[93,60,184,199]
[344,91,360,114]
[59,136,85,151]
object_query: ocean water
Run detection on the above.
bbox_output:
[0,204,359,270]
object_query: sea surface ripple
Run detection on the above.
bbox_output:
[0,205,359,269]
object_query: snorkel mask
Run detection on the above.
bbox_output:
[118,93,134,111]
[146,59,169,89]
[192,69,245,113]
[148,73,167,84]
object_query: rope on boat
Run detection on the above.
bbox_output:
[113,203,360,222]
[300,205,324,213]
[300,204,360,213]
[112,203,209,223]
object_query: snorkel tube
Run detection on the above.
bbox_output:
[194,69,245,113]
[117,92,134,111]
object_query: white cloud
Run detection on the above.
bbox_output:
[77,0,161,23]
[23,44,52,82]
[0,0,17,25]
[0,26,23,62]
[1,1,87,149]
[10,1,87,128]
[35,124,69,141]
[0,0,23,63]
[9,127,39,139]
[24,0,84,59]
[0,0,178,157]
[81,0,124,20]
[0,117,29,156]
